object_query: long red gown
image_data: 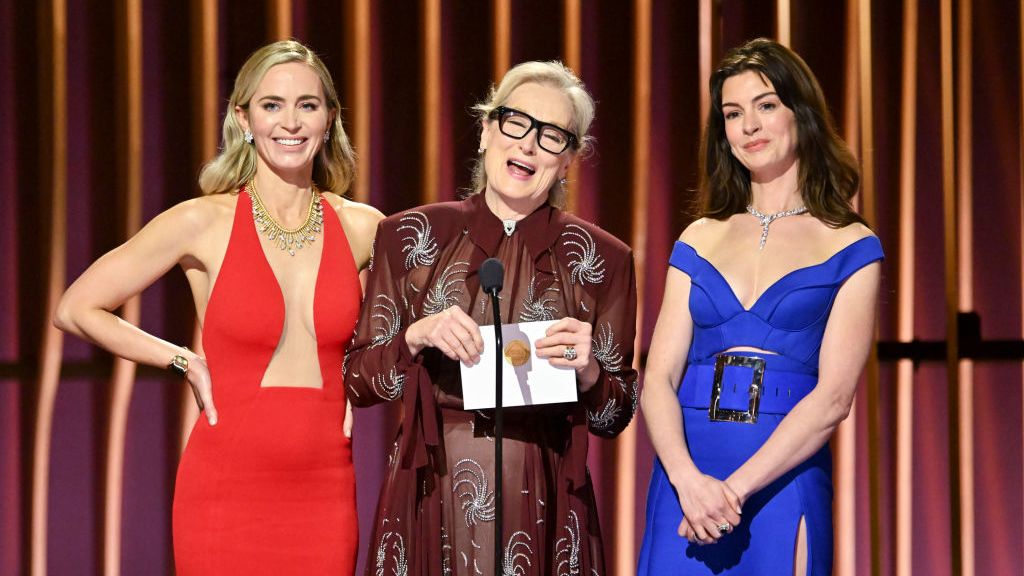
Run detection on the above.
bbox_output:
[172,189,360,575]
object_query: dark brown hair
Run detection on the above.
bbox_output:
[698,38,866,228]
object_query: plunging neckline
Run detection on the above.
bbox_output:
[677,236,875,312]
[250,193,327,327]
[248,189,327,389]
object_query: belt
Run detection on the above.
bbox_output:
[678,353,818,423]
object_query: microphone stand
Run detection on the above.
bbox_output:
[480,257,505,576]
[487,289,504,576]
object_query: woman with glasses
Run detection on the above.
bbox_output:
[637,38,882,575]
[344,61,638,575]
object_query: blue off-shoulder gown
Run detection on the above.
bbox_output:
[638,236,884,575]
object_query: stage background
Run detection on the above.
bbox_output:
[1,0,1022,575]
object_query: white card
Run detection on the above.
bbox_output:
[460,319,578,410]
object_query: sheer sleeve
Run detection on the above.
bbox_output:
[580,249,638,438]
[344,219,416,407]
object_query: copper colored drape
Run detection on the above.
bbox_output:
[1,1,1021,575]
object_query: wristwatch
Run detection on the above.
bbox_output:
[168,353,189,378]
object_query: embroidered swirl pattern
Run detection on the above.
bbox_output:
[562,224,606,286]
[374,531,408,576]
[587,398,621,431]
[503,531,534,576]
[520,275,561,322]
[423,261,469,316]
[452,458,496,526]
[370,295,402,347]
[555,510,582,576]
[591,323,623,373]
[398,211,438,270]
[371,367,405,401]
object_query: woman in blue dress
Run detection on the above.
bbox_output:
[638,38,883,575]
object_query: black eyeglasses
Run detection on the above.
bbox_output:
[488,106,579,155]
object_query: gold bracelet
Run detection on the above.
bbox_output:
[168,350,189,378]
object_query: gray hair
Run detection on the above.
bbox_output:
[470,60,595,206]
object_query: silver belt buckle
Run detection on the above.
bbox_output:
[709,354,766,423]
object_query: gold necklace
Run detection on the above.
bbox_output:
[247,180,323,256]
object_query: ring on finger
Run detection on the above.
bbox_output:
[562,345,577,361]
[717,522,732,535]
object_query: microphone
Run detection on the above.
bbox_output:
[480,257,504,295]
[479,257,505,576]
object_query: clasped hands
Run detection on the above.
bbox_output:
[674,472,744,545]
[404,305,599,392]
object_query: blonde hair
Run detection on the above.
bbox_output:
[198,40,356,195]
[470,61,595,206]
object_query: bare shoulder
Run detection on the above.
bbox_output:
[148,193,236,237]
[323,193,384,235]
[172,193,234,223]
[323,192,383,269]
[164,194,239,264]
[678,216,729,248]
[822,221,877,252]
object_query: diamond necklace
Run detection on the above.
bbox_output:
[746,204,808,250]
[248,180,324,256]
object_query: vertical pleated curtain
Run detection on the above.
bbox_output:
[0,1,1021,575]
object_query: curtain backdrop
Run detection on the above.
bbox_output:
[1,1,1021,575]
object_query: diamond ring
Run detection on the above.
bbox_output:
[562,346,578,361]
[717,523,731,535]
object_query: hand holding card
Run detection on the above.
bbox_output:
[460,319,577,410]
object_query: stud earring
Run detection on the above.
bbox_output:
[559,178,567,185]
[478,147,486,154]
[243,131,254,144]
[323,131,330,143]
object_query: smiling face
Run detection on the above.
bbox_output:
[721,70,799,182]
[479,82,576,213]
[235,61,333,180]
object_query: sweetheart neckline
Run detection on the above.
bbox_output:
[676,235,877,312]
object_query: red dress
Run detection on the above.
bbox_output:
[173,190,360,575]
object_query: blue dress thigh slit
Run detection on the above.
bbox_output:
[638,237,883,575]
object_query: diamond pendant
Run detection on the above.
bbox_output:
[745,204,808,250]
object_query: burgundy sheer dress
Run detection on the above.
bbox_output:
[345,193,638,576]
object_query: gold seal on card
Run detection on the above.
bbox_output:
[503,339,531,367]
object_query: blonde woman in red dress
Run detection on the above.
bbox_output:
[54,40,381,575]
